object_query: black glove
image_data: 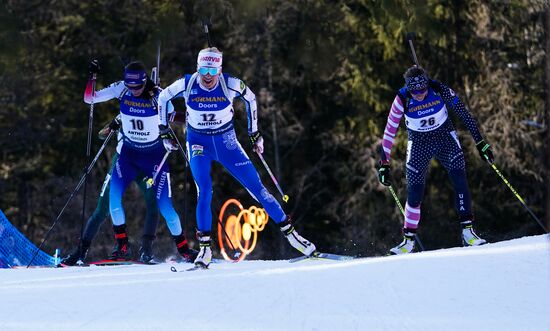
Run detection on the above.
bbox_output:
[377,161,391,186]
[88,59,100,76]
[249,131,261,144]
[108,117,121,131]
[159,124,178,151]
[476,140,494,164]
[249,131,264,153]
[97,118,118,140]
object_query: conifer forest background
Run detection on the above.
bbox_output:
[0,0,548,260]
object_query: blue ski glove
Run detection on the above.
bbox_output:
[378,161,391,186]
[476,140,494,164]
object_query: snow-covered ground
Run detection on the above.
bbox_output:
[0,235,548,331]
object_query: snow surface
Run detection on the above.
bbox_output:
[0,235,549,331]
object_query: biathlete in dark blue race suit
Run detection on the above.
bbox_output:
[158,47,317,267]
[84,61,197,262]
[378,66,494,255]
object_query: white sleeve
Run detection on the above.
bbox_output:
[84,81,126,104]
[158,77,186,126]
[227,76,258,134]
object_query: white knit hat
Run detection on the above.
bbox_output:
[197,48,222,68]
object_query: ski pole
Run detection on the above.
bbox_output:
[150,41,161,86]
[379,148,425,251]
[28,130,115,267]
[145,151,170,189]
[168,126,239,255]
[490,163,548,233]
[406,32,421,66]
[79,72,97,261]
[156,41,161,85]
[183,133,189,241]
[388,186,404,214]
[202,16,213,47]
[255,151,289,203]
[144,42,169,189]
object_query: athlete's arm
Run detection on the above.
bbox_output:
[437,82,484,143]
[158,77,186,126]
[84,81,126,104]
[381,95,405,162]
[227,76,258,134]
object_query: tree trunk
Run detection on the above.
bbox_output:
[545,6,550,230]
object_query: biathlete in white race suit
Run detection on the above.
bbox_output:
[84,60,197,262]
[158,48,317,267]
[378,66,494,255]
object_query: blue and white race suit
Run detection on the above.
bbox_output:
[85,81,183,236]
[158,73,286,232]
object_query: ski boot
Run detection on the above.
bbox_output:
[461,220,486,246]
[138,235,156,264]
[109,224,133,260]
[279,217,316,256]
[61,240,91,266]
[173,234,199,263]
[193,231,212,268]
[389,231,416,255]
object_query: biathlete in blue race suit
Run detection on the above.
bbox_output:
[378,66,494,254]
[84,61,197,262]
[158,47,316,267]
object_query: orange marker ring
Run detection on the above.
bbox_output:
[218,199,269,262]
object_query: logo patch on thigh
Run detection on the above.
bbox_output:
[191,144,204,157]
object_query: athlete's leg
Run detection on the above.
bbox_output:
[186,133,216,233]
[108,147,139,259]
[81,153,119,243]
[139,146,196,260]
[136,172,159,238]
[154,169,181,236]
[436,131,486,245]
[436,130,472,220]
[62,154,119,265]
[389,138,434,255]
[136,170,159,262]
[404,139,433,233]
[109,148,138,227]
[188,151,214,232]
[215,131,315,256]
[215,131,286,224]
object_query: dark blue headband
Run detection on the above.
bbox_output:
[124,69,147,85]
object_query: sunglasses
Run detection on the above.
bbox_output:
[410,88,427,95]
[198,67,220,76]
[125,83,145,91]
